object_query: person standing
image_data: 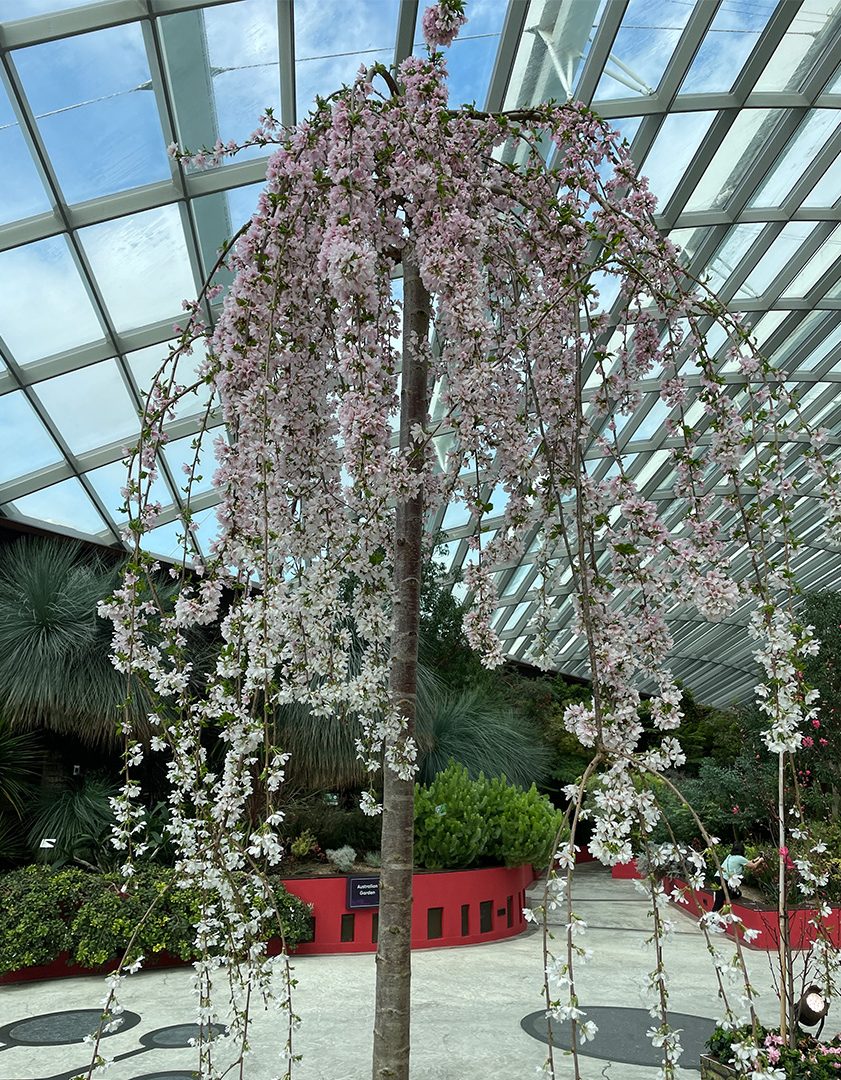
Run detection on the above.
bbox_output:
[712,842,764,912]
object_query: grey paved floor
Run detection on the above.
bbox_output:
[0,865,785,1080]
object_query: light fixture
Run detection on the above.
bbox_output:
[796,985,830,1037]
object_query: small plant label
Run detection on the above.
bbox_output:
[347,876,380,910]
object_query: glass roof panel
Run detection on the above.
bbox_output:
[414,0,506,107]
[14,23,170,204]
[678,0,775,95]
[753,0,841,92]
[734,222,818,299]
[162,430,219,497]
[0,82,52,224]
[0,1,101,15]
[749,110,840,207]
[142,518,192,561]
[639,111,716,206]
[781,225,841,298]
[226,182,263,229]
[294,0,398,121]
[85,457,172,525]
[801,151,841,207]
[685,109,777,212]
[0,390,61,483]
[31,359,139,455]
[127,338,212,421]
[794,320,841,370]
[593,0,692,102]
[703,223,765,293]
[202,0,280,156]
[78,204,196,332]
[10,476,106,535]
[0,234,102,364]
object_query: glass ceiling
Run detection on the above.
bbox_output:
[1,0,840,706]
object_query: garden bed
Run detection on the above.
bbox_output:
[609,862,841,951]
[0,864,537,981]
[282,863,537,954]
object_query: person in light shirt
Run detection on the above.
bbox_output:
[712,842,765,912]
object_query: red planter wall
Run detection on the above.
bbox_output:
[664,877,841,951]
[282,864,536,955]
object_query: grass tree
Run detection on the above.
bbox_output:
[99,2,841,1078]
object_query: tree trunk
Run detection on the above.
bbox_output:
[372,250,430,1080]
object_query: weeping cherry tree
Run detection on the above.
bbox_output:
[99,3,841,1079]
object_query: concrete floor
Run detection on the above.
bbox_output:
[0,865,784,1080]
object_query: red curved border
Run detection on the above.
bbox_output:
[282,864,537,955]
[611,861,841,951]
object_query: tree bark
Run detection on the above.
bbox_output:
[372,250,430,1080]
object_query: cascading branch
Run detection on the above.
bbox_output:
[97,3,841,1078]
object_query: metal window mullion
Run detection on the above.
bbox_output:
[393,0,419,67]
[277,0,296,127]
[573,0,629,106]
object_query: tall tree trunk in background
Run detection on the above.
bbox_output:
[372,249,430,1080]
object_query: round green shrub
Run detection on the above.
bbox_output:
[414,762,488,870]
[480,776,563,868]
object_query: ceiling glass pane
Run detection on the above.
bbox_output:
[127,338,212,421]
[32,359,139,455]
[503,0,603,110]
[753,0,841,92]
[734,223,817,299]
[226,182,263,228]
[678,0,775,95]
[594,0,692,101]
[78,204,196,332]
[640,111,716,207]
[703,223,765,293]
[0,1,102,15]
[0,235,102,364]
[0,83,51,224]
[749,110,840,207]
[162,430,220,496]
[413,0,505,107]
[14,23,170,204]
[294,0,398,120]
[10,476,106,536]
[0,391,61,483]
[202,0,279,156]
[85,458,172,524]
[142,518,193,561]
[685,109,777,212]
[801,150,841,207]
[794,320,841,370]
[781,225,841,299]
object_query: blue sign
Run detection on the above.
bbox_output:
[347,875,380,909]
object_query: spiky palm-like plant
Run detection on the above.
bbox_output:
[274,668,549,792]
[0,537,146,747]
[414,685,550,788]
[28,773,118,868]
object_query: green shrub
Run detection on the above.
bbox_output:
[0,865,89,971]
[414,762,488,870]
[0,864,313,974]
[480,776,563,868]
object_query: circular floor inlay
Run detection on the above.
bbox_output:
[520,1006,715,1071]
[130,1074,198,1079]
[140,1023,226,1049]
[0,1009,141,1047]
